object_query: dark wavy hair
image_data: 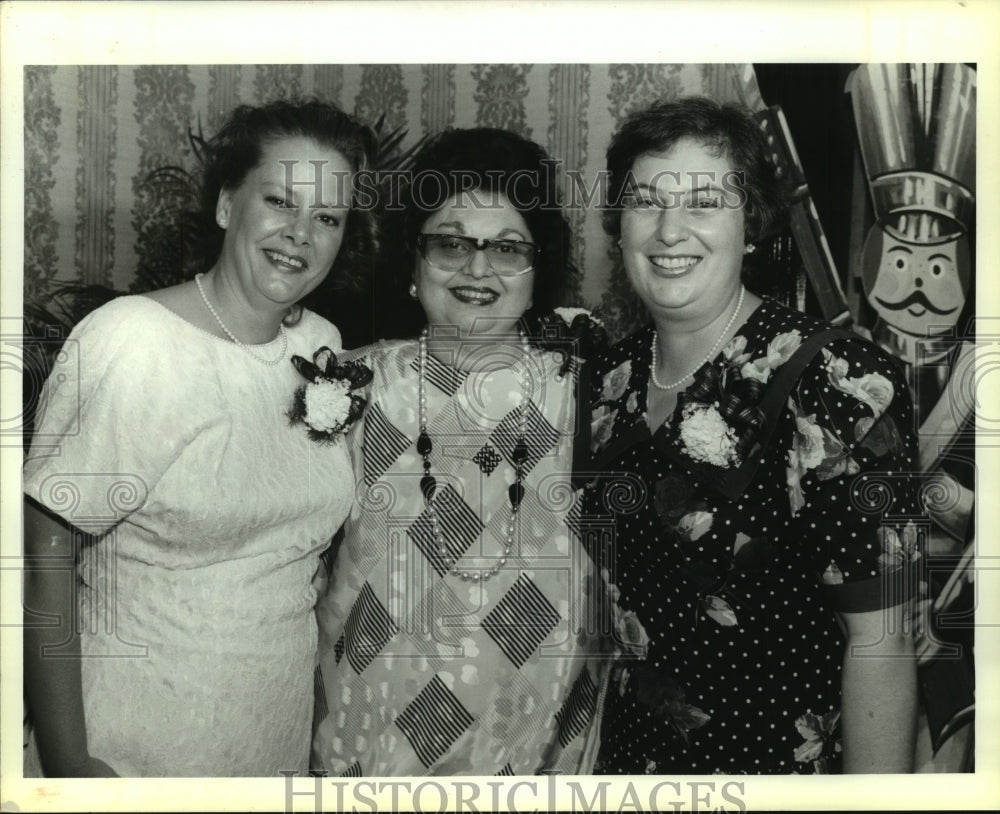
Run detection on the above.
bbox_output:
[197,99,378,318]
[603,95,788,255]
[378,127,578,339]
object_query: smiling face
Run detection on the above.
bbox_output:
[620,138,746,328]
[215,135,354,310]
[862,225,968,337]
[414,191,535,339]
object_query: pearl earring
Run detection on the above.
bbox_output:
[744,243,756,254]
[408,283,418,299]
[218,215,228,229]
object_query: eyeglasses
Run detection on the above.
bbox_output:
[416,234,537,277]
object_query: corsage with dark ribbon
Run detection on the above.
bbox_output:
[287,347,373,443]
[533,307,609,376]
[533,308,610,484]
[661,354,767,485]
[662,330,810,480]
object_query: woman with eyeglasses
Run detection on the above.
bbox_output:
[311,127,603,776]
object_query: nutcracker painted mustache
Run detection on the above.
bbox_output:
[848,63,976,422]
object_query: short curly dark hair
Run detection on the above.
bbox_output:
[603,95,788,245]
[378,127,578,338]
[197,99,378,300]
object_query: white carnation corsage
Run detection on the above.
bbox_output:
[288,347,372,443]
[676,402,741,468]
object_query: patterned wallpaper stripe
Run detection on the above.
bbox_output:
[23,66,62,301]
[547,64,590,304]
[111,68,140,292]
[473,64,532,137]
[580,65,616,304]
[189,66,211,156]
[208,65,241,132]
[402,66,424,152]
[355,65,408,131]
[254,64,304,102]
[703,63,728,105]
[314,65,344,107]
[75,66,118,287]
[421,64,455,134]
[524,64,550,146]
[130,65,196,293]
[52,68,80,289]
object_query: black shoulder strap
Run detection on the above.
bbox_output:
[715,327,856,500]
[571,357,594,481]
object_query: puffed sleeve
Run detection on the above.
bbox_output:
[23,299,191,537]
[299,307,343,354]
[783,336,922,613]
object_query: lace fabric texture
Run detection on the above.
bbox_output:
[24,296,354,777]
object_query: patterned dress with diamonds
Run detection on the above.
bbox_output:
[312,339,601,776]
[583,299,922,775]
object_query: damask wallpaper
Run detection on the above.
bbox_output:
[23,63,756,342]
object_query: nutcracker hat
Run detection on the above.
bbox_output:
[848,63,975,242]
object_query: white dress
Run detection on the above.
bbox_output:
[23,296,354,777]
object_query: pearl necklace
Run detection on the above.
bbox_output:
[417,329,530,582]
[195,273,288,366]
[650,285,745,391]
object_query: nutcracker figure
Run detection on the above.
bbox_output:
[849,63,977,771]
[849,63,976,423]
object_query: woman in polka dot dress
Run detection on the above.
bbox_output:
[583,96,920,774]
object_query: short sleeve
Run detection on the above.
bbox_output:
[298,307,343,354]
[23,300,192,536]
[784,336,922,613]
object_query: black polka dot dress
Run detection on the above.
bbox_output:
[583,299,921,775]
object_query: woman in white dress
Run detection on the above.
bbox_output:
[23,100,375,777]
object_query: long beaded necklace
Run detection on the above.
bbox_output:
[650,284,745,391]
[417,329,530,582]
[195,273,288,366]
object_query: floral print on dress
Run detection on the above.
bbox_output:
[590,403,618,455]
[877,520,922,572]
[784,347,908,517]
[676,509,714,542]
[739,329,803,383]
[601,359,633,402]
[792,709,842,773]
[650,472,779,631]
[583,299,922,774]
[591,359,637,457]
[599,568,651,659]
[828,368,895,418]
[821,560,845,585]
[625,665,712,744]
[786,397,861,516]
